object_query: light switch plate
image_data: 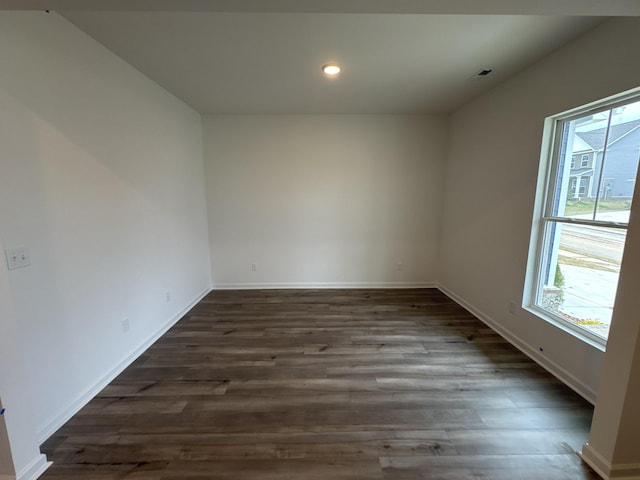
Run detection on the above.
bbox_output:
[5,247,31,270]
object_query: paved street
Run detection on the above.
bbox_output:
[561,224,625,264]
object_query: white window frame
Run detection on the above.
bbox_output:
[524,88,640,350]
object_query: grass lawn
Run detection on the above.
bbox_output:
[563,199,630,216]
[558,253,619,272]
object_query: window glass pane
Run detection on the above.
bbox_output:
[550,111,611,220]
[549,103,640,223]
[539,222,624,340]
[592,100,640,222]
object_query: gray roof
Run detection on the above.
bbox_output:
[576,119,640,150]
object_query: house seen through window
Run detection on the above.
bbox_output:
[528,93,640,344]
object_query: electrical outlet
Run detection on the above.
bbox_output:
[509,301,516,314]
[121,318,130,334]
[397,262,403,271]
[5,247,31,270]
[251,263,257,272]
[165,291,171,303]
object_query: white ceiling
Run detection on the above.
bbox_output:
[11,0,631,114]
[59,12,606,114]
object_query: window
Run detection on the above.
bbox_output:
[579,177,588,196]
[581,154,589,167]
[570,177,588,197]
[569,177,589,199]
[527,92,640,345]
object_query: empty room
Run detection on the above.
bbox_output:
[1,2,640,479]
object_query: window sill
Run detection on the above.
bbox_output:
[524,305,607,352]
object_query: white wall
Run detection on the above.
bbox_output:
[0,11,212,468]
[439,17,640,401]
[204,115,445,288]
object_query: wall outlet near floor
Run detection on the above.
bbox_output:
[396,262,403,271]
[509,301,516,315]
[251,263,257,272]
[121,318,130,334]
[165,291,171,303]
[5,247,31,270]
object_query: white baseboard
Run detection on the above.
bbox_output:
[578,443,611,480]
[580,443,612,479]
[37,287,212,443]
[16,454,50,480]
[212,282,437,290]
[580,443,640,480]
[437,283,597,405]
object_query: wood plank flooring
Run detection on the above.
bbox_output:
[40,289,600,479]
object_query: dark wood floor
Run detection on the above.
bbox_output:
[41,289,600,479]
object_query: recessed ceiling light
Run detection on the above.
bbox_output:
[322,64,341,76]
